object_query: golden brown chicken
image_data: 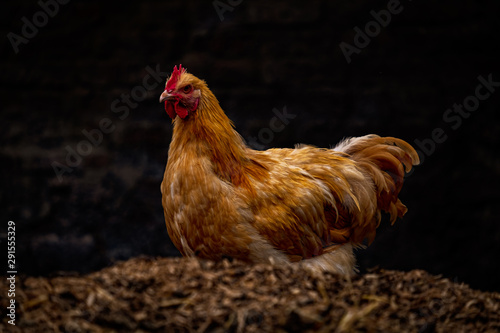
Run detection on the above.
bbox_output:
[159,65,419,274]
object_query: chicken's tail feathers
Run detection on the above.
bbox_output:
[334,134,419,225]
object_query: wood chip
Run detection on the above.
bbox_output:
[1,257,499,332]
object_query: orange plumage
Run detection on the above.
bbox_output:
[159,65,419,274]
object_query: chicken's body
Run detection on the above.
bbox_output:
[160,65,419,274]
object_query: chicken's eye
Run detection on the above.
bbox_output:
[182,85,193,94]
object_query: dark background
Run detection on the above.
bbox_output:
[1,0,499,292]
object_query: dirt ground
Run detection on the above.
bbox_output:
[1,257,499,332]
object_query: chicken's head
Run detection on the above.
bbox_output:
[159,65,201,119]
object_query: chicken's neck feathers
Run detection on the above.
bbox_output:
[169,88,262,187]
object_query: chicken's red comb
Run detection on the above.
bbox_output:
[165,64,186,91]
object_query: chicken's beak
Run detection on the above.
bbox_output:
[159,91,176,103]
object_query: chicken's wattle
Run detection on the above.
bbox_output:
[165,100,189,119]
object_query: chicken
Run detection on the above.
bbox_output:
[159,65,419,274]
